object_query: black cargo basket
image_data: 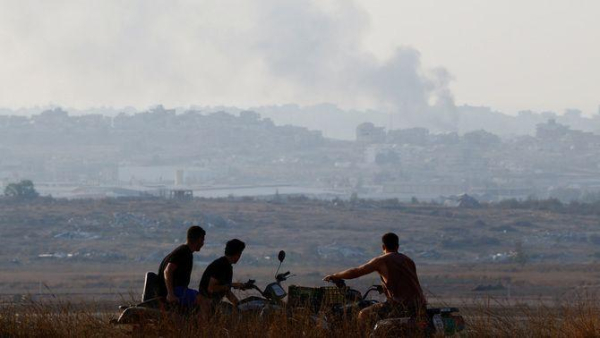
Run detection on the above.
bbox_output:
[288,285,346,313]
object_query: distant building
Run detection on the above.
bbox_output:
[356,122,386,144]
[175,169,184,186]
[462,129,501,147]
[457,194,481,208]
[239,110,261,122]
[387,127,430,145]
[32,108,69,128]
[442,194,481,208]
[536,119,569,139]
[364,145,401,165]
[169,189,193,200]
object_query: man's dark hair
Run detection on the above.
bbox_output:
[187,226,206,242]
[225,239,246,256]
[382,232,399,251]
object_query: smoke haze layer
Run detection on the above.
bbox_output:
[0,0,452,117]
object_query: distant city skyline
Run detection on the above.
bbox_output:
[0,0,598,116]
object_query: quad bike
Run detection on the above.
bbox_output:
[113,250,292,325]
[328,279,383,317]
[371,307,466,337]
[325,279,465,337]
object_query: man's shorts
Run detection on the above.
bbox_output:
[174,286,199,307]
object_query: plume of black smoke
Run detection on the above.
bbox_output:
[0,0,458,131]
[251,0,457,130]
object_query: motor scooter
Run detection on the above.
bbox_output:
[113,250,292,324]
[219,250,292,316]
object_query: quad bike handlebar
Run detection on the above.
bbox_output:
[326,278,384,300]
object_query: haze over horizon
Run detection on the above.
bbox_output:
[1,0,598,116]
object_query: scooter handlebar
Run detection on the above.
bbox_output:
[276,271,292,281]
[238,279,256,290]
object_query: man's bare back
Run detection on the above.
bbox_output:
[367,252,426,308]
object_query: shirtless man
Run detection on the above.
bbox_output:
[324,232,426,323]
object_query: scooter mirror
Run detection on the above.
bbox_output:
[278,250,286,262]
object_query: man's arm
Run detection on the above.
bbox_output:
[207,276,241,305]
[231,282,245,289]
[226,289,239,306]
[207,277,231,294]
[324,258,379,281]
[164,262,179,303]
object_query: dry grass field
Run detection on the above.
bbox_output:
[1,298,600,337]
[1,197,600,336]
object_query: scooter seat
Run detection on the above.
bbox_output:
[142,272,160,302]
[426,307,459,315]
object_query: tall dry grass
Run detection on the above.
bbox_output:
[0,301,364,338]
[1,297,600,337]
[465,295,600,337]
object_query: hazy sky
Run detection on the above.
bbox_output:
[0,0,598,115]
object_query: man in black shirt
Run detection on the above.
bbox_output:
[199,239,246,315]
[157,225,205,307]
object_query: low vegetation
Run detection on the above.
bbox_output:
[2,196,600,336]
[1,297,600,337]
[2,196,600,300]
